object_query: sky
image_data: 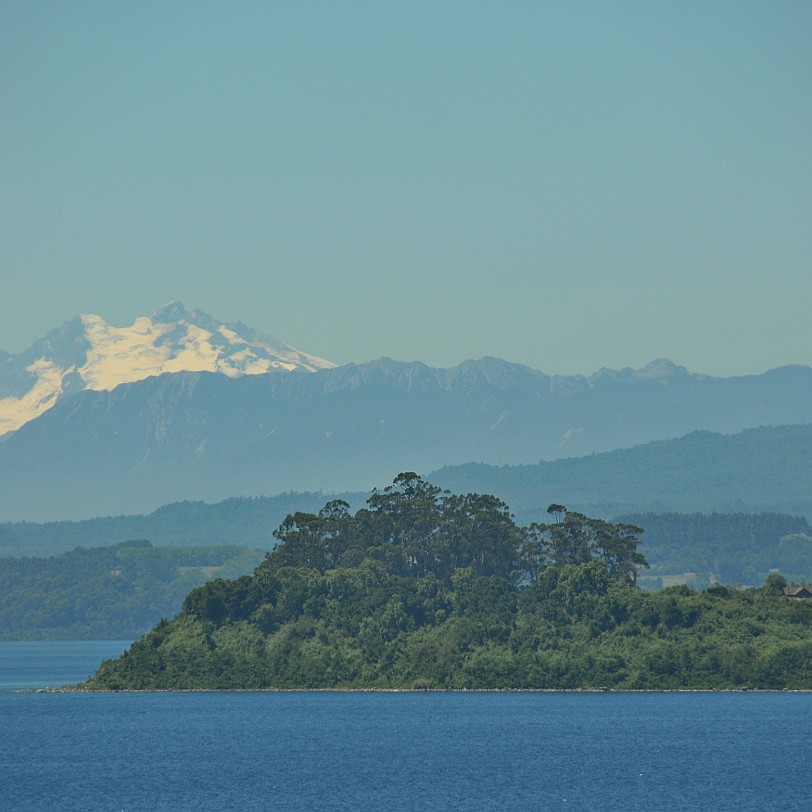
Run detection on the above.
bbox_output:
[1,1,810,377]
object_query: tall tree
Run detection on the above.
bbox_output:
[524,505,647,583]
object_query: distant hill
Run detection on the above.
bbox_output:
[430,424,812,524]
[0,540,264,640]
[624,512,812,589]
[2,354,812,521]
[0,492,366,559]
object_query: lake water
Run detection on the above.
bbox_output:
[1,642,811,811]
[0,640,132,692]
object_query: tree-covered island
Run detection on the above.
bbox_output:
[82,474,812,691]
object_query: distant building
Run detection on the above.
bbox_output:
[782,585,812,599]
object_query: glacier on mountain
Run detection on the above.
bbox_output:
[0,302,334,435]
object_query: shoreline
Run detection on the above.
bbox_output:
[36,685,812,694]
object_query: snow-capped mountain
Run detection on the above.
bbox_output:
[0,302,334,435]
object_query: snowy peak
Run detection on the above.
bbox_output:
[77,304,331,390]
[0,303,334,435]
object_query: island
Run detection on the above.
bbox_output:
[81,474,812,690]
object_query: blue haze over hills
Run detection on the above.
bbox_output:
[1,310,811,523]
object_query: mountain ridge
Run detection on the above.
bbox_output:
[1,353,811,521]
[5,302,803,439]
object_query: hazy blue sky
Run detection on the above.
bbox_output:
[2,1,810,376]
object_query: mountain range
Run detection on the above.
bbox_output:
[1,304,811,522]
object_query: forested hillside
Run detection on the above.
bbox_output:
[0,541,264,640]
[82,476,812,691]
[626,512,812,588]
[431,424,812,522]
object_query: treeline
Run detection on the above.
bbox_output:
[624,512,812,588]
[0,541,263,640]
[6,490,812,593]
[83,475,812,691]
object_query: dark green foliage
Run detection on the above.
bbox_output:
[81,476,812,691]
[0,542,264,639]
[265,474,528,585]
[623,512,812,588]
[526,506,647,583]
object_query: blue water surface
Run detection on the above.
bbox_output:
[1,643,811,811]
[0,640,132,692]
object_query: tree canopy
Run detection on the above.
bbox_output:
[0,541,263,640]
[266,473,646,587]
